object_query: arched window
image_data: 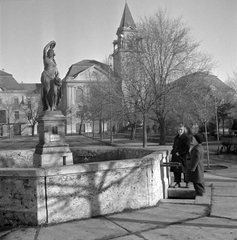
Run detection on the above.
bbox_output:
[76,88,83,103]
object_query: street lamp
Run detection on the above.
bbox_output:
[204,95,210,168]
[108,54,113,144]
[210,85,220,153]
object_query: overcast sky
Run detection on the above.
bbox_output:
[0,0,236,83]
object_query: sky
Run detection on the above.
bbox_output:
[0,0,236,84]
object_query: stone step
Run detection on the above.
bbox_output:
[165,186,212,206]
[168,187,196,199]
[160,198,195,204]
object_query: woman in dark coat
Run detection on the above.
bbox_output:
[187,134,205,196]
[170,124,191,188]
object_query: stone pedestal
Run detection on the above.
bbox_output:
[33,111,73,168]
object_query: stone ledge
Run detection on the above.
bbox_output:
[44,157,158,176]
[159,199,195,204]
[163,186,212,206]
[0,168,46,177]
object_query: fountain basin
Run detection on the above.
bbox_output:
[0,147,170,226]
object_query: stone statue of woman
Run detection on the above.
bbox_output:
[40,40,62,111]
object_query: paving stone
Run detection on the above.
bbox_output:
[158,203,208,215]
[183,216,237,228]
[211,196,237,220]
[195,186,212,205]
[141,216,237,240]
[37,217,128,240]
[112,234,144,240]
[204,173,237,183]
[106,206,201,233]
[0,226,15,238]
[213,185,237,196]
[0,230,11,239]
[1,228,36,240]
[141,223,237,240]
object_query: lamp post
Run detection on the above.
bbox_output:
[204,95,210,168]
[214,96,220,153]
[210,85,220,153]
[108,54,113,144]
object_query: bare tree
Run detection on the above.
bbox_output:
[122,10,215,145]
[19,94,41,136]
[121,50,158,146]
[1,96,19,137]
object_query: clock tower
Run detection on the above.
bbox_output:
[112,3,137,77]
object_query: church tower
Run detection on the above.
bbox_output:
[112,3,137,77]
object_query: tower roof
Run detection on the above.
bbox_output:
[117,3,136,35]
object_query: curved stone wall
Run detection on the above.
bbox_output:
[0,149,170,226]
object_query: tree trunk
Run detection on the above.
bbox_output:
[92,121,95,138]
[79,118,84,135]
[100,119,103,140]
[222,119,225,135]
[79,124,82,135]
[31,124,35,136]
[159,118,166,145]
[143,115,147,148]
[130,123,136,140]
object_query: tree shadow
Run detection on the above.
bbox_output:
[44,153,159,224]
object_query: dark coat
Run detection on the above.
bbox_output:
[187,144,204,183]
[170,133,190,173]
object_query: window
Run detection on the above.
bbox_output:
[52,126,58,134]
[15,111,19,119]
[76,88,83,102]
[0,110,6,123]
[14,97,19,105]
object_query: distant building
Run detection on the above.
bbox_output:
[175,72,233,93]
[61,59,114,134]
[0,70,40,137]
[61,3,137,134]
[169,71,235,134]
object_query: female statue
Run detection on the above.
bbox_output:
[41,40,62,111]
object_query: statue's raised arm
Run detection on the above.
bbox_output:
[43,40,56,60]
[40,40,62,111]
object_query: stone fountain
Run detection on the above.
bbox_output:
[0,41,170,226]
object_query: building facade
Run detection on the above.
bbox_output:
[0,70,41,137]
[60,4,137,134]
[61,60,112,134]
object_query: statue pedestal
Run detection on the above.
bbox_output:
[33,111,73,168]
